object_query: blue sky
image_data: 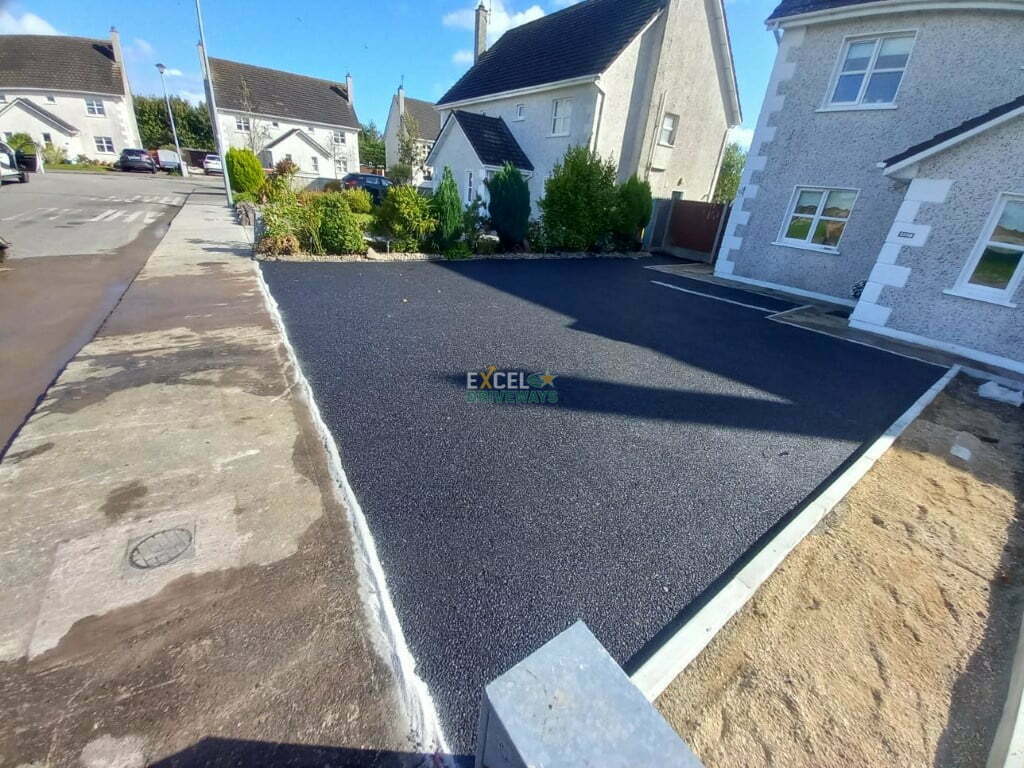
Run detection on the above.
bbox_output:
[0,0,779,148]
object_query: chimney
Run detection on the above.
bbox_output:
[346,73,354,108]
[474,2,489,63]
[398,84,406,118]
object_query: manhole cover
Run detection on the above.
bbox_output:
[128,528,193,569]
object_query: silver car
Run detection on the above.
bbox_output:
[203,154,223,175]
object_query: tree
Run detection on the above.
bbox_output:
[713,142,746,204]
[6,133,36,152]
[239,78,272,153]
[539,146,618,252]
[486,163,531,249]
[430,167,463,253]
[397,112,428,179]
[359,121,385,169]
[612,175,653,248]
[134,96,214,150]
[225,147,265,195]
[387,163,413,186]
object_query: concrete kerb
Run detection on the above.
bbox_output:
[253,261,452,765]
[630,364,961,701]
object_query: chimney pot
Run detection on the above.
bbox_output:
[474,2,489,64]
[346,73,354,108]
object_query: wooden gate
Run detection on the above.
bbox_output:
[667,200,728,255]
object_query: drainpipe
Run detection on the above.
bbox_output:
[591,83,606,154]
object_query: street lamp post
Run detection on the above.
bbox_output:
[156,63,189,178]
[195,0,233,205]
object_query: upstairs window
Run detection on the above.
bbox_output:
[551,98,572,137]
[85,97,104,115]
[828,33,914,107]
[235,116,251,132]
[334,130,346,144]
[778,187,858,251]
[659,113,679,146]
[0,94,6,103]
[42,132,53,147]
[952,194,1024,304]
[514,103,525,121]
[46,95,55,103]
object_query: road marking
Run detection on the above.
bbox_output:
[129,195,141,202]
[1,211,28,221]
[144,212,160,224]
[104,210,126,222]
[123,211,143,223]
[650,280,779,312]
[86,209,117,222]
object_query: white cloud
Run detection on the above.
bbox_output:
[0,9,60,35]
[132,37,154,56]
[177,90,205,105]
[728,126,755,151]
[452,49,474,65]
[163,67,184,77]
[549,0,575,7]
[443,0,545,44]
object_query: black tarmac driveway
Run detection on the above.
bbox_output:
[261,257,945,753]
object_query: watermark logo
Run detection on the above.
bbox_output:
[465,366,559,404]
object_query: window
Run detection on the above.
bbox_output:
[46,95,55,104]
[311,156,319,173]
[778,187,858,251]
[235,116,251,132]
[94,136,115,153]
[334,130,346,144]
[85,97,104,115]
[0,94,6,103]
[659,113,679,146]
[306,126,314,133]
[514,103,525,121]
[466,170,475,203]
[951,194,1024,305]
[828,34,914,107]
[42,132,52,148]
[551,98,572,136]
[272,121,279,127]
[340,157,348,173]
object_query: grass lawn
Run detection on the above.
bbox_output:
[47,164,112,173]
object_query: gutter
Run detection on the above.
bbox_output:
[768,0,1024,28]
[708,0,743,127]
[436,75,600,111]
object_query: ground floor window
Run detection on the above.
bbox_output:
[778,186,858,251]
[311,156,319,173]
[42,133,53,148]
[953,193,1024,303]
[466,170,475,203]
[94,136,115,153]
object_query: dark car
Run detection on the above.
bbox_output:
[342,173,393,204]
[115,149,157,173]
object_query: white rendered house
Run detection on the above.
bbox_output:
[384,86,441,188]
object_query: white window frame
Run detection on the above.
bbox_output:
[513,103,525,122]
[466,170,475,203]
[46,95,56,104]
[310,156,319,173]
[774,185,859,254]
[822,31,916,111]
[550,98,573,137]
[94,136,115,153]
[946,192,1024,307]
[658,113,680,146]
[334,130,346,145]
[235,116,251,132]
[85,97,105,116]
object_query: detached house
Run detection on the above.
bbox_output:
[203,56,360,188]
[426,0,742,207]
[384,86,441,187]
[716,0,1024,373]
[0,30,141,162]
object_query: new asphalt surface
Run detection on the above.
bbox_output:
[261,257,946,753]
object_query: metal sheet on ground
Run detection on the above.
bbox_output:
[261,257,946,752]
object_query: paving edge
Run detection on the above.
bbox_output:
[253,260,452,764]
[630,363,962,701]
[988,568,1024,767]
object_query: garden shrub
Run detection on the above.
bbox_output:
[443,241,473,261]
[256,234,300,256]
[42,145,67,165]
[430,167,463,253]
[323,180,343,193]
[486,163,531,249]
[387,163,413,186]
[261,200,301,239]
[341,187,373,214]
[274,157,299,178]
[462,198,488,252]
[377,185,436,252]
[526,219,550,253]
[538,146,617,251]
[6,133,35,152]
[226,147,265,196]
[612,175,653,249]
[315,193,366,255]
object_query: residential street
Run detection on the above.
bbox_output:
[261,258,947,750]
[0,172,217,455]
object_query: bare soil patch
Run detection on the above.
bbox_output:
[657,375,1024,767]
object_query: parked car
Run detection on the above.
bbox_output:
[342,173,393,204]
[203,154,223,175]
[115,149,157,174]
[0,141,29,183]
[156,149,181,172]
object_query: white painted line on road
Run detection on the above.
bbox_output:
[630,364,961,702]
[103,210,126,222]
[651,280,778,312]
[143,212,160,224]
[254,262,453,764]
[1,211,28,222]
[123,211,143,223]
[86,209,117,222]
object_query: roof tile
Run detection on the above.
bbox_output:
[452,111,533,170]
[0,35,124,95]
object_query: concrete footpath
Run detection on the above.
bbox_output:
[0,188,418,767]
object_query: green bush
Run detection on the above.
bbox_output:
[462,198,488,252]
[430,167,463,253]
[486,163,531,249]
[262,200,301,239]
[526,219,549,253]
[42,145,68,166]
[377,185,436,252]
[226,147,265,195]
[256,234,300,256]
[274,157,299,178]
[538,146,617,251]
[387,163,413,186]
[443,241,473,260]
[612,175,653,249]
[315,193,366,255]
[323,180,343,193]
[6,132,36,152]
[341,187,373,214]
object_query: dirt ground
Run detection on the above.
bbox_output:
[657,375,1024,767]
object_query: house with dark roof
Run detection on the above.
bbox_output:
[0,29,141,162]
[202,55,360,187]
[425,0,741,208]
[383,86,442,187]
[714,0,1024,373]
